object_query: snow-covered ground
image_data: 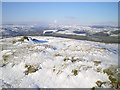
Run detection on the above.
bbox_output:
[0,36,119,88]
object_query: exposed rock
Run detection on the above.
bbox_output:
[96,81,103,87]
[12,36,29,44]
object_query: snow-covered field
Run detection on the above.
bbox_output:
[0,36,119,88]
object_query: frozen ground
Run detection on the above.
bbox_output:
[0,36,119,88]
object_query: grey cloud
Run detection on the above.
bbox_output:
[64,16,77,19]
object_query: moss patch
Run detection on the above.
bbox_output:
[79,58,86,61]
[93,61,101,66]
[72,69,78,76]
[96,81,103,87]
[55,54,61,56]
[64,57,69,61]
[71,57,80,63]
[91,86,96,90]
[94,67,102,72]
[71,59,77,63]
[12,40,17,44]
[53,66,56,72]
[24,65,38,75]
[2,54,13,66]
[108,76,119,88]
[2,55,9,62]
[103,65,119,89]
[103,65,117,76]
[109,76,117,83]
[82,66,92,71]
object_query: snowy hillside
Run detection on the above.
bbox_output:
[0,36,119,88]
